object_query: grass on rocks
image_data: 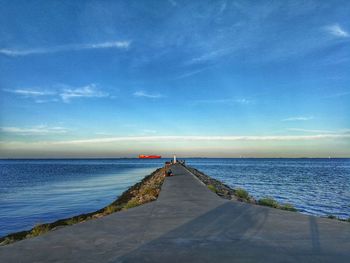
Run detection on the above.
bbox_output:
[0,167,166,246]
[124,199,140,209]
[207,184,217,193]
[234,188,250,201]
[258,197,297,211]
[29,224,50,237]
[280,203,298,212]
[258,197,279,208]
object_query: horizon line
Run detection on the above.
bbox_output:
[1,156,349,160]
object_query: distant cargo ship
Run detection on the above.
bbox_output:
[139,155,161,159]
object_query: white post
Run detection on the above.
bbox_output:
[173,154,177,163]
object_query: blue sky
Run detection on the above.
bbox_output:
[0,0,349,158]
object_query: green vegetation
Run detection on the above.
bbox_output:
[104,205,120,215]
[124,199,140,209]
[207,184,217,193]
[258,197,297,212]
[235,188,250,200]
[280,203,298,212]
[29,224,50,237]
[65,217,80,225]
[64,217,92,226]
[327,215,337,219]
[140,186,158,196]
[258,197,279,208]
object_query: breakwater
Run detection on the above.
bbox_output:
[186,158,350,219]
[2,158,348,236]
[1,163,349,263]
[2,161,349,246]
[0,167,165,246]
[0,159,165,237]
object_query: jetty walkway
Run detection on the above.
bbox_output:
[1,164,349,262]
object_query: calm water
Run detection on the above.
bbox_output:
[187,158,350,220]
[0,158,349,237]
[0,159,164,237]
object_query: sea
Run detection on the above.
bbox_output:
[0,158,349,237]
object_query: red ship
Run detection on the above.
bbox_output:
[139,154,161,159]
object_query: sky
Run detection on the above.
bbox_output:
[0,0,349,158]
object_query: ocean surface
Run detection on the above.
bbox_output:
[0,158,349,237]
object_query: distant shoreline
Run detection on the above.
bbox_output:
[1,157,350,160]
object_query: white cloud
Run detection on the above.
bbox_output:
[3,88,54,97]
[193,98,253,105]
[95,132,115,136]
[324,24,349,38]
[133,91,164,99]
[282,116,313,121]
[3,84,109,103]
[142,129,157,134]
[32,98,60,103]
[175,69,207,79]
[3,88,57,103]
[174,66,214,80]
[0,41,130,57]
[45,134,350,145]
[0,125,69,135]
[287,128,335,133]
[60,84,109,103]
[186,48,231,65]
[87,41,130,49]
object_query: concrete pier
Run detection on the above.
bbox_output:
[1,164,349,262]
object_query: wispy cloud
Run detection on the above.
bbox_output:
[88,41,130,49]
[133,91,164,99]
[142,129,157,134]
[219,1,227,14]
[287,128,335,133]
[3,88,58,103]
[193,98,253,105]
[3,84,109,103]
[175,69,206,79]
[0,41,130,57]
[95,132,115,136]
[0,125,69,135]
[235,98,252,105]
[174,66,214,80]
[60,84,109,103]
[324,24,349,38]
[168,0,177,7]
[282,116,313,121]
[324,91,350,99]
[186,48,232,65]
[3,89,54,97]
[43,133,350,145]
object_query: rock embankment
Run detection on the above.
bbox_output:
[0,167,166,246]
[183,165,256,204]
[183,164,325,215]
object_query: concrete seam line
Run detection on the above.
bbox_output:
[181,164,207,187]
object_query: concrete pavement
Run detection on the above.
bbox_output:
[0,163,349,262]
